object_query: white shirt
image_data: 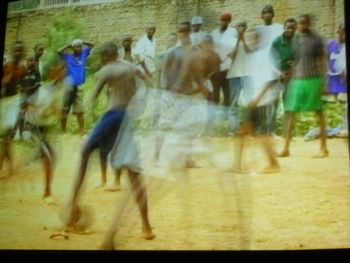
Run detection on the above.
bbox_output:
[211,27,238,71]
[190,31,207,46]
[256,23,283,50]
[227,40,249,78]
[134,34,157,73]
[240,48,280,107]
[334,44,347,75]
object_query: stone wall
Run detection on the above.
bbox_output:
[4,0,345,56]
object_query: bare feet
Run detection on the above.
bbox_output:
[142,228,155,240]
[312,150,329,159]
[49,232,69,240]
[104,185,121,192]
[63,226,91,235]
[185,159,200,168]
[259,165,281,174]
[277,150,289,157]
[43,196,56,205]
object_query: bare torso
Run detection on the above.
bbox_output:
[96,59,139,110]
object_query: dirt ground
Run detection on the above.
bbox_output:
[0,133,349,251]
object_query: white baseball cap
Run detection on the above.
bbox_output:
[191,16,203,25]
[71,39,83,47]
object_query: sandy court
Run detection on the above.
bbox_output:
[0,133,349,250]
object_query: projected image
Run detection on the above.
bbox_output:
[0,0,349,250]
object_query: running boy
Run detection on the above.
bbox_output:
[64,41,155,248]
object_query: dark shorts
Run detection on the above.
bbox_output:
[62,85,84,114]
[245,105,270,135]
[85,110,125,160]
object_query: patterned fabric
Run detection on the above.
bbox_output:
[293,30,325,78]
[327,39,347,93]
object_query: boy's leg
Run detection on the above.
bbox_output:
[232,133,245,173]
[228,77,243,134]
[184,139,200,168]
[127,170,155,240]
[18,108,26,139]
[231,109,253,172]
[104,169,122,191]
[73,88,84,134]
[278,112,294,157]
[76,112,84,134]
[40,139,54,199]
[259,135,280,173]
[154,133,165,162]
[65,144,93,228]
[114,169,122,190]
[313,111,329,158]
[61,86,78,133]
[99,153,107,187]
[0,129,14,177]
[61,110,68,133]
[99,188,132,250]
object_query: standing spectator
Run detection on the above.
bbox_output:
[324,23,346,102]
[210,11,238,119]
[118,34,150,76]
[326,23,347,137]
[135,24,157,83]
[190,16,206,47]
[278,14,329,158]
[58,39,94,134]
[270,18,298,136]
[271,18,297,88]
[256,4,284,135]
[256,4,283,50]
[233,28,281,173]
[17,53,41,139]
[226,19,251,135]
[34,43,45,77]
[0,41,26,176]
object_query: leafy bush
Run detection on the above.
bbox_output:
[287,101,346,137]
[41,8,85,80]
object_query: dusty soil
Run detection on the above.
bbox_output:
[0,133,349,251]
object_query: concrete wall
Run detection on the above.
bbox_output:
[4,0,345,56]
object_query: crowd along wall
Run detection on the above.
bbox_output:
[4,0,345,57]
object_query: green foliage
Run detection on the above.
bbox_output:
[210,100,346,137]
[86,48,103,76]
[83,76,108,130]
[291,101,346,136]
[8,0,39,11]
[41,9,85,80]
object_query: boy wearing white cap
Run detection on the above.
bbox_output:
[190,15,206,46]
[57,39,94,134]
[134,24,157,80]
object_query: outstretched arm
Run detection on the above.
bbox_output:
[90,71,107,106]
[135,67,154,88]
[83,41,95,49]
[57,44,72,56]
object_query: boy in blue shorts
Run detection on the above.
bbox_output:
[64,41,155,248]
